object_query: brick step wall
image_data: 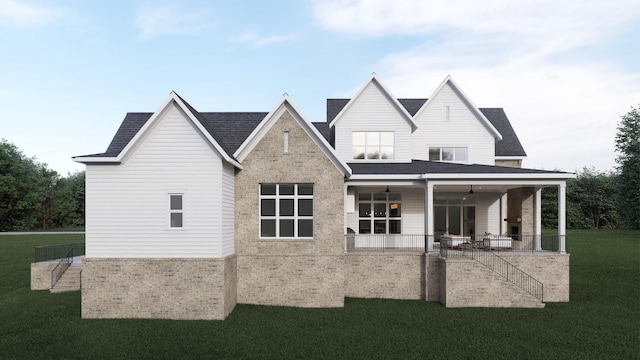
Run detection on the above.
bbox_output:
[51,266,82,293]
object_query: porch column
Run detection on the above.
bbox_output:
[500,192,508,235]
[534,187,542,251]
[425,182,434,252]
[558,183,567,253]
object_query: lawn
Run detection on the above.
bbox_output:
[0,230,638,359]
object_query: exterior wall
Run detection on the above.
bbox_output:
[345,253,424,299]
[31,262,56,290]
[333,81,413,163]
[81,256,237,320]
[495,159,522,168]
[412,83,495,165]
[499,253,570,302]
[439,257,545,308]
[235,109,345,307]
[475,194,501,236]
[221,162,235,257]
[85,103,228,258]
[402,187,425,234]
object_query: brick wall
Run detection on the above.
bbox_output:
[234,109,346,307]
[499,253,570,302]
[81,256,237,320]
[31,262,56,290]
[439,257,545,308]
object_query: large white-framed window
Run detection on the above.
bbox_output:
[352,132,394,160]
[169,193,184,228]
[260,183,314,238]
[357,192,401,234]
[429,147,468,162]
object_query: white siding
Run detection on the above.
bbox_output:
[412,83,496,165]
[402,188,425,234]
[334,81,413,163]
[475,194,501,236]
[221,162,235,256]
[85,104,228,258]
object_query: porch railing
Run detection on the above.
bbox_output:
[51,247,73,288]
[439,244,544,302]
[344,234,562,254]
[35,242,85,263]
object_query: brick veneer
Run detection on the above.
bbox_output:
[31,262,56,290]
[234,109,346,307]
[499,253,570,302]
[81,256,237,320]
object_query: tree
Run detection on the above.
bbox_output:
[0,139,41,231]
[567,167,619,229]
[615,106,640,229]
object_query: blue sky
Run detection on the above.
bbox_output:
[1,0,639,175]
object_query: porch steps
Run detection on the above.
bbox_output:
[50,265,81,293]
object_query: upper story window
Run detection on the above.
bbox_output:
[169,194,183,228]
[429,147,468,162]
[352,132,394,160]
[260,183,314,239]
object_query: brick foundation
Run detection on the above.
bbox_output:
[81,256,237,320]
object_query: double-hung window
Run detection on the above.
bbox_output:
[260,183,314,238]
[358,192,402,234]
[169,194,183,228]
[352,132,394,160]
[429,147,468,162]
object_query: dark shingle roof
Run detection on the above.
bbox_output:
[326,99,526,157]
[349,160,563,175]
[312,122,330,141]
[91,111,266,158]
[479,108,527,157]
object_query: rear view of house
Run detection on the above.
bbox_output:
[71,75,572,320]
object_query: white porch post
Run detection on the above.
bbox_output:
[534,187,542,251]
[558,183,567,253]
[425,182,434,252]
[500,192,508,235]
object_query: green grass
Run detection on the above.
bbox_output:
[0,231,638,359]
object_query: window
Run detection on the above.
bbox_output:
[358,192,401,234]
[169,194,183,228]
[283,131,289,153]
[428,147,468,162]
[352,132,394,160]
[260,183,313,238]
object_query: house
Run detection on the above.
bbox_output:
[71,74,572,320]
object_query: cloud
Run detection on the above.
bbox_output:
[0,0,63,27]
[230,30,298,47]
[312,0,640,171]
[136,2,211,39]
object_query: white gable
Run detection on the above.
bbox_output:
[331,77,415,163]
[411,77,502,165]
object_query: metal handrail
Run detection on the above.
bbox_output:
[440,244,544,302]
[51,247,73,288]
[35,242,85,262]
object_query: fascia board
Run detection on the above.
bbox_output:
[427,179,570,187]
[348,174,425,181]
[422,172,575,180]
[328,74,417,131]
[495,156,527,160]
[71,157,120,164]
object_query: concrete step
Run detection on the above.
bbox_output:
[50,267,82,293]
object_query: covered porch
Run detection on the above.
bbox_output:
[343,175,569,254]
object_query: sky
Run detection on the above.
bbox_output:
[1,0,639,175]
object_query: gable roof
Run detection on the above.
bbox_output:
[234,95,351,176]
[326,98,526,157]
[72,92,263,168]
[328,74,418,131]
[414,75,502,141]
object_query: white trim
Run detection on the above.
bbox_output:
[234,94,352,176]
[72,157,120,163]
[495,156,527,160]
[329,74,417,131]
[414,75,502,140]
[423,173,575,180]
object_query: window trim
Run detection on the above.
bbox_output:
[352,131,395,160]
[168,193,184,229]
[259,183,314,239]
[428,146,468,162]
[357,192,402,234]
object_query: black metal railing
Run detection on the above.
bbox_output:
[439,243,544,302]
[344,234,562,254]
[35,242,85,263]
[343,234,434,253]
[51,247,73,288]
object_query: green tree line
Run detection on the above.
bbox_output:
[0,139,84,231]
